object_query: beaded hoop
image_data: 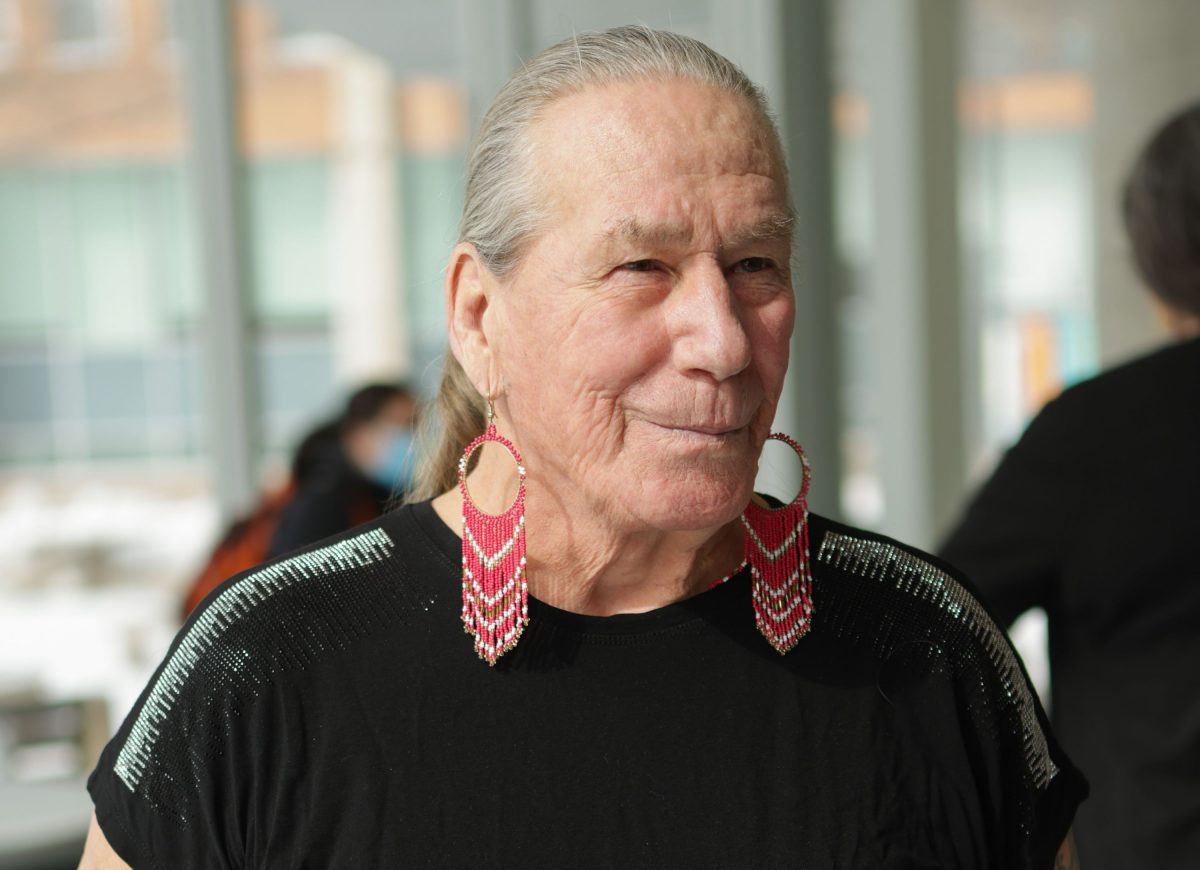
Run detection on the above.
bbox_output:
[742,432,815,653]
[458,404,529,665]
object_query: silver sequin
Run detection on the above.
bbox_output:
[114,528,394,793]
[816,531,1059,791]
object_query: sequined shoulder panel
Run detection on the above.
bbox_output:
[815,529,1059,792]
[113,528,395,799]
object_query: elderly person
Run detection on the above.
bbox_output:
[82,27,1085,868]
[941,102,1200,868]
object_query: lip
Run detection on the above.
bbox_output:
[651,422,748,438]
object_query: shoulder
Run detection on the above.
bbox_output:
[1073,334,1200,397]
[192,515,400,646]
[88,505,455,856]
[1033,336,1200,430]
[179,503,457,673]
[810,512,1004,645]
[806,516,1088,863]
[808,514,1061,790]
[112,509,446,791]
[118,522,385,760]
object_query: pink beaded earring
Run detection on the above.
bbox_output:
[742,432,814,654]
[458,398,529,665]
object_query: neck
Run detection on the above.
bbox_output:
[1150,296,1200,339]
[524,496,745,615]
[431,460,746,617]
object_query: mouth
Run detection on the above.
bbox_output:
[649,422,749,441]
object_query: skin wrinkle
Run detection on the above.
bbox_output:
[436,77,795,616]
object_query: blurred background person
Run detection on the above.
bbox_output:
[181,382,417,617]
[268,381,416,556]
[940,101,1200,869]
[179,422,342,619]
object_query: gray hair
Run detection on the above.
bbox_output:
[409,25,787,501]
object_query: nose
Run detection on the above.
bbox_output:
[666,261,753,381]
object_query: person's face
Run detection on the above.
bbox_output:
[346,395,416,478]
[480,79,795,532]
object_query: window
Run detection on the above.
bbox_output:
[0,1,18,67]
[52,0,122,64]
[159,0,180,58]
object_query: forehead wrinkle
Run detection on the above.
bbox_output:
[601,216,692,248]
[726,210,796,249]
[598,209,795,254]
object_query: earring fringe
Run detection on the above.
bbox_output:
[743,432,814,654]
[459,420,529,665]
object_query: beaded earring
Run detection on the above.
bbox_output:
[742,433,814,654]
[458,399,528,665]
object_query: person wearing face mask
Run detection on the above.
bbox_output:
[267,382,418,559]
[181,383,419,619]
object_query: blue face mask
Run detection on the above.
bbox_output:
[366,427,415,492]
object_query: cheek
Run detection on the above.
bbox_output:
[498,292,669,453]
[505,291,666,396]
[749,293,795,397]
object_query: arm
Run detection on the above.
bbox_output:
[1054,829,1079,869]
[940,396,1083,626]
[78,814,133,870]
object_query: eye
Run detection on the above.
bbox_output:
[731,257,773,273]
[620,259,658,272]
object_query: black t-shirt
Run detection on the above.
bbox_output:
[940,336,1200,869]
[89,501,1086,868]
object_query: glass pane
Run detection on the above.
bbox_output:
[831,0,1099,530]
[51,0,121,63]
[0,1,17,64]
[53,0,104,42]
[247,159,330,321]
[237,0,472,464]
[255,331,337,450]
[0,0,214,799]
[82,353,146,420]
[962,0,1097,458]
[0,356,53,425]
[830,0,885,528]
[0,170,49,335]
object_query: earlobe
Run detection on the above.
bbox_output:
[445,242,497,396]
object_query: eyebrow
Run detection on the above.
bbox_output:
[600,210,796,251]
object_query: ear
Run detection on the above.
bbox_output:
[445,242,501,397]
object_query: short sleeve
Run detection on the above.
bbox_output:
[87,606,261,869]
[814,525,1089,866]
[925,560,1090,866]
[87,523,397,868]
[951,619,1088,867]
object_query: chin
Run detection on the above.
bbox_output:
[625,467,754,532]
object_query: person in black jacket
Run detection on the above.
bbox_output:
[268,382,418,557]
[941,101,1200,869]
[179,384,418,617]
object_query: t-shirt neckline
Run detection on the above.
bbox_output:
[405,497,750,637]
